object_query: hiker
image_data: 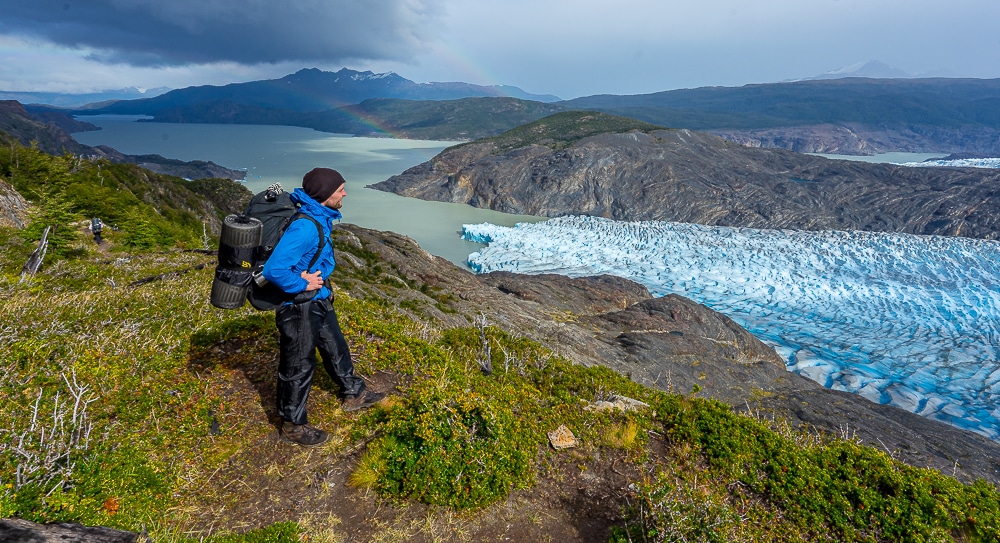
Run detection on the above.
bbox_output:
[89,217,103,244]
[262,167,385,447]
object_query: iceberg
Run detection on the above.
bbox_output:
[463,216,1000,439]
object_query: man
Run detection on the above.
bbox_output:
[90,217,103,244]
[262,167,385,447]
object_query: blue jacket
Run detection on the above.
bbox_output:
[262,188,340,301]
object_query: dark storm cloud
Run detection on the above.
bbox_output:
[0,0,443,66]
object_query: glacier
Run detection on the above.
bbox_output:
[463,216,1000,440]
[895,157,1000,169]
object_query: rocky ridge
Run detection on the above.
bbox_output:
[372,127,1000,240]
[1,100,244,181]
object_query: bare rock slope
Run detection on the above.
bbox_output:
[372,128,1000,240]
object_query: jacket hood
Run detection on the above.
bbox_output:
[290,187,343,222]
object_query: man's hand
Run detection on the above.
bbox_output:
[301,270,324,291]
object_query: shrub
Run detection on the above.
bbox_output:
[367,380,534,509]
[649,396,1000,541]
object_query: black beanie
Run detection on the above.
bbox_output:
[302,167,346,202]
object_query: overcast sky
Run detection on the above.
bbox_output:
[0,0,997,99]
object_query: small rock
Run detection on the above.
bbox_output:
[547,424,577,450]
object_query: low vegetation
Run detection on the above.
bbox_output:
[331,97,568,141]
[467,110,667,154]
[1,142,998,542]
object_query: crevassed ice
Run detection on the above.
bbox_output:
[895,157,1000,169]
[463,216,1000,440]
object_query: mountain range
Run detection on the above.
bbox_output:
[1,60,914,109]
[4,65,1000,540]
[0,86,171,108]
[60,67,560,114]
[23,66,996,156]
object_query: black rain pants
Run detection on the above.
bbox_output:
[275,297,365,425]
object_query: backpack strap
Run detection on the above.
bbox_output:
[291,213,327,271]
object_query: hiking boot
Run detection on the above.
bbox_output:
[279,421,329,447]
[342,389,386,412]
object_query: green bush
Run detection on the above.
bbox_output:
[369,380,534,509]
[649,396,1000,541]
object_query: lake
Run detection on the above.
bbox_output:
[809,151,947,163]
[72,116,543,267]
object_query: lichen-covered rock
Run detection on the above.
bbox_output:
[0,179,28,229]
[547,425,578,450]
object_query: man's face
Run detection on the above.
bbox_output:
[323,184,346,210]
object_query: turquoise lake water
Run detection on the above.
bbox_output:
[73,116,543,267]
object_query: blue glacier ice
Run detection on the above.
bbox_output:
[895,157,1000,169]
[463,216,1000,439]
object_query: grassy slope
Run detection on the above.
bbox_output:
[1,139,999,542]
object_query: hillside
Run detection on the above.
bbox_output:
[2,100,245,181]
[0,100,94,156]
[0,132,250,248]
[561,77,1000,155]
[372,112,1000,240]
[2,222,999,542]
[2,149,1000,541]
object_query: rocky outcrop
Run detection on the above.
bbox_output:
[371,129,1000,240]
[712,123,1000,156]
[0,179,28,229]
[0,518,141,542]
[331,224,1000,485]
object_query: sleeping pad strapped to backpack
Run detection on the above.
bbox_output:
[209,182,324,310]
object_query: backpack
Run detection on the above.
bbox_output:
[209,183,326,311]
[91,218,103,232]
